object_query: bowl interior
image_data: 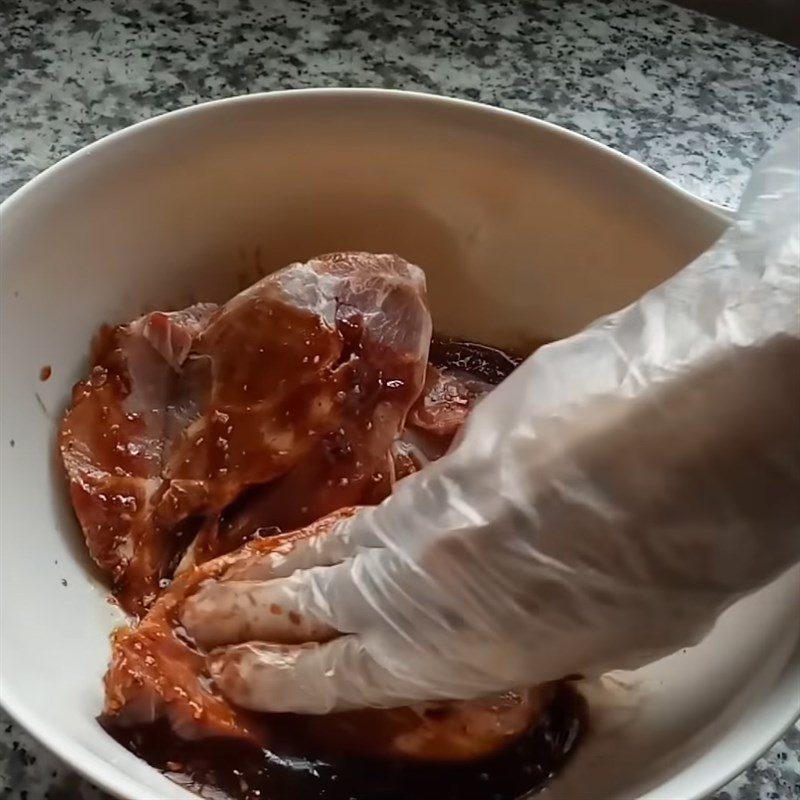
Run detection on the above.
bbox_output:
[1,91,797,800]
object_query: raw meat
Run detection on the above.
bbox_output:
[102,512,352,743]
[61,253,431,614]
[102,508,548,761]
[67,250,541,772]
[408,365,494,438]
[60,304,218,613]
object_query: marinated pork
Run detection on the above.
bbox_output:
[61,253,431,613]
[102,508,549,762]
[62,251,577,799]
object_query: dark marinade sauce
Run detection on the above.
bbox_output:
[105,339,584,800]
[106,683,586,800]
[428,337,523,385]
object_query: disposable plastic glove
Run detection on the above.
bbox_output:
[182,129,800,714]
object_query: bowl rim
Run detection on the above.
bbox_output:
[2,87,793,800]
[0,87,731,220]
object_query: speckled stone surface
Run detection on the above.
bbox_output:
[1,1,798,799]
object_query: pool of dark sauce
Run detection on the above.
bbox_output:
[105,337,586,800]
[427,336,524,384]
[106,682,585,800]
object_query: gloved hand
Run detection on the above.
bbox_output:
[182,129,800,715]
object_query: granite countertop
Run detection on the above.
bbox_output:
[1,0,798,798]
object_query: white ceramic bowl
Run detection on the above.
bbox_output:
[1,89,798,800]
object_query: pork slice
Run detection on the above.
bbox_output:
[298,686,554,762]
[172,253,432,565]
[63,254,431,613]
[102,511,353,743]
[60,305,218,612]
[401,338,525,478]
[190,396,410,564]
[102,509,550,762]
[333,347,513,509]
[408,365,494,439]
